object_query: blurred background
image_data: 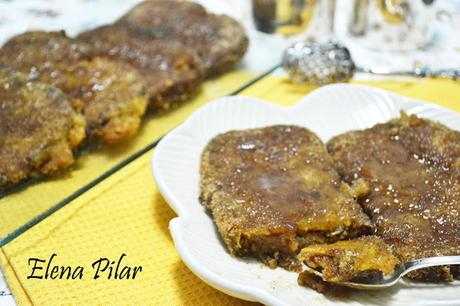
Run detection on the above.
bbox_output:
[1,0,460,76]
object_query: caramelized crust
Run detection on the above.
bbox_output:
[0,67,85,188]
[117,0,248,76]
[328,112,460,281]
[0,31,148,144]
[298,236,399,283]
[59,58,148,144]
[200,125,372,270]
[77,25,204,110]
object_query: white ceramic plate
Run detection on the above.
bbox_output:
[152,84,460,306]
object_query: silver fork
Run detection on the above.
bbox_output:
[304,255,460,289]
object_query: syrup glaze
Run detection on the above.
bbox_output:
[200,125,372,270]
[328,112,460,281]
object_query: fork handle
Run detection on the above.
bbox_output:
[359,67,460,81]
[412,68,460,81]
[402,255,460,277]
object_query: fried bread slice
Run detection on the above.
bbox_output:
[77,25,204,110]
[117,0,248,76]
[200,125,372,270]
[327,112,460,281]
[59,57,148,144]
[0,67,85,189]
[0,31,148,144]
[298,235,399,284]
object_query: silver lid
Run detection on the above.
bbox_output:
[281,41,356,85]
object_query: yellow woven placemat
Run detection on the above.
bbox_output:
[1,76,459,305]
